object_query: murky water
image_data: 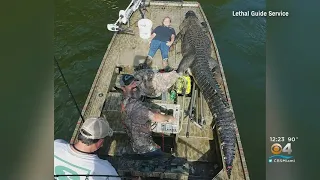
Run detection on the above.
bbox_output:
[54,0,265,179]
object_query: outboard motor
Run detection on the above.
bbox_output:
[107,0,145,31]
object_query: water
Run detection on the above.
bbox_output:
[54,0,266,179]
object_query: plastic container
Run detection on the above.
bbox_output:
[137,19,153,39]
[170,90,177,100]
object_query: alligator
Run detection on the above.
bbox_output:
[173,10,237,178]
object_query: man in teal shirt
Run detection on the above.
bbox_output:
[54,117,120,180]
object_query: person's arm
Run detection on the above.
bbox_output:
[130,100,176,124]
[169,34,175,44]
[149,33,156,41]
[150,112,175,123]
[166,29,176,47]
[149,26,158,44]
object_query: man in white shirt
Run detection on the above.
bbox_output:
[54,117,120,180]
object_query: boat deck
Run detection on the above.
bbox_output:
[70,1,249,180]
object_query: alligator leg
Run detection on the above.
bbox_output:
[208,57,224,86]
[201,22,209,33]
[176,53,195,74]
[173,32,182,46]
[208,57,218,71]
[172,27,187,46]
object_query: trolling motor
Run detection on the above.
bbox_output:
[107,0,146,32]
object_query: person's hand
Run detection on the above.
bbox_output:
[167,116,176,123]
[166,41,172,47]
[152,109,161,114]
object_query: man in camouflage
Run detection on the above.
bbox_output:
[119,74,177,156]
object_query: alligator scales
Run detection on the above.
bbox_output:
[174,10,237,178]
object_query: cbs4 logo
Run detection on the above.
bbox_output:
[271,143,292,155]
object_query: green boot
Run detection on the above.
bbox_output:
[164,65,174,72]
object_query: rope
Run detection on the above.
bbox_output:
[54,56,85,123]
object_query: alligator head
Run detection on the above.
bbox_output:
[185,10,197,18]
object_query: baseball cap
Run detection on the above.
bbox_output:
[79,117,113,139]
[119,74,135,87]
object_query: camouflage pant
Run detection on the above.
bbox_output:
[151,71,181,94]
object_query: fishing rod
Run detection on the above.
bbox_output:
[54,56,85,123]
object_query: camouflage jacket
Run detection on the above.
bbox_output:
[134,69,181,97]
[121,96,160,154]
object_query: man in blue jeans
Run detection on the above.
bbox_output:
[146,17,176,71]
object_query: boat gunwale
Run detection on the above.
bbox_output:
[147,1,199,7]
[69,1,250,179]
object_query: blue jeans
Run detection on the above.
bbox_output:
[148,39,170,60]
